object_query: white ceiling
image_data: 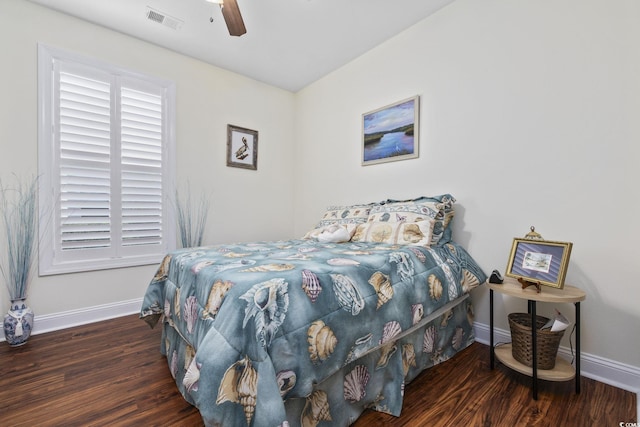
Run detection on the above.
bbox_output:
[28,0,455,92]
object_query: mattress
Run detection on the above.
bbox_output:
[140,239,486,426]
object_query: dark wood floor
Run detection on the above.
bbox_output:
[0,315,635,426]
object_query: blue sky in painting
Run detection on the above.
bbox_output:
[364,99,415,134]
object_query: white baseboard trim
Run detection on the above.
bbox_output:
[474,321,640,418]
[0,298,143,341]
[2,304,638,417]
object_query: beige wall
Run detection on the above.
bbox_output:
[294,0,640,369]
[0,0,296,316]
[2,0,638,377]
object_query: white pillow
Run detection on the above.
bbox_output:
[315,224,353,243]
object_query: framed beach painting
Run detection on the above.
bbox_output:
[362,95,420,166]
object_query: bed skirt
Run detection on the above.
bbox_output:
[159,294,475,426]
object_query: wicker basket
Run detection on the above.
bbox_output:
[508,312,564,370]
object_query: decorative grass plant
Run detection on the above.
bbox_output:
[0,176,38,301]
[175,186,210,248]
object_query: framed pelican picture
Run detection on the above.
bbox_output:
[227,124,258,170]
[362,95,420,166]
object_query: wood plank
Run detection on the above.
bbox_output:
[487,278,586,303]
[494,344,575,381]
[0,315,635,426]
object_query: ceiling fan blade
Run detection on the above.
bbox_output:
[220,0,247,37]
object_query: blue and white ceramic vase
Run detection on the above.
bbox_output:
[3,298,34,347]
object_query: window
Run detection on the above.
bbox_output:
[38,44,176,275]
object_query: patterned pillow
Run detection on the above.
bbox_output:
[351,220,437,246]
[303,203,376,240]
[366,194,455,245]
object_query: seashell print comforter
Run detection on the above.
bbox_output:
[140,239,486,427]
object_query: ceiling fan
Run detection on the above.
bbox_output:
[208,0,247,37]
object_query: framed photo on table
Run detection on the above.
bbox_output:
[227,124,258,170]
[506,238,573,289]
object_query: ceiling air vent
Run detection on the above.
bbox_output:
[146,7,183,30]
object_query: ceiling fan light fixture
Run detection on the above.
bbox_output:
[219,0,247,36]
[205,0,246,37]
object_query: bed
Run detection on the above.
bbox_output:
[140,194,486,426]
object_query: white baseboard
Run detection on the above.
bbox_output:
[2,303,638,417]
[0,298,143,341]
[474,321,639,419]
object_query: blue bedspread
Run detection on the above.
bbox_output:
[141,239,486,426]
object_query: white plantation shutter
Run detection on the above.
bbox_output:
[120,84,164,247]
[38,45,176,275]
[58,67,112,251]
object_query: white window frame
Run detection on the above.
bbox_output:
[38,44,176,275]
